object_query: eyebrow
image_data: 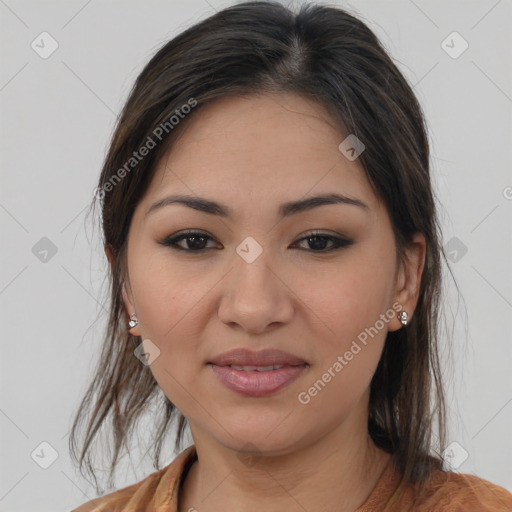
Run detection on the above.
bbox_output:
[145,193,369,219]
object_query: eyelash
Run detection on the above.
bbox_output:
[159,229,354,253]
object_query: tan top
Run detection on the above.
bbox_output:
[72,444,512,512]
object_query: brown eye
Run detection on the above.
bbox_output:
[160,230,218,252]
[293,232,354,252]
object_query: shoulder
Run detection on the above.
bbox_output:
[71,468,167,512]
[364,457,512,512]
[421,469,512,511]
[70,445,197,512]
[398,467,512,512]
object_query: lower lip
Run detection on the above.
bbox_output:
[209,364,307,397]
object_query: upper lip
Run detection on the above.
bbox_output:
[208,348,306,367]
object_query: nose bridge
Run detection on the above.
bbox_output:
[232,234,279,298]
[217,234,293,331]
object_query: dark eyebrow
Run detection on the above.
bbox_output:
[145,193,369,219]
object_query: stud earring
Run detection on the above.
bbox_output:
[398,310,408,326]
[128,313,139,328]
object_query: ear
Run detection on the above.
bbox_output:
[388,232,426,332]
[104,244,141,337]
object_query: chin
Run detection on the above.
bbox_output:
[218,425,306,455]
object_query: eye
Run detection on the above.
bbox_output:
[158,229,354,253]
[159,230,218,252]
[292,231,354,252]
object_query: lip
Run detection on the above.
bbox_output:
[207,348,306,367]
[209,363,308,397]
[207,348,308,397]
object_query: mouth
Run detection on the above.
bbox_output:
[207,362,308,396]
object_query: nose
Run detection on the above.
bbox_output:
[217,247,294,335]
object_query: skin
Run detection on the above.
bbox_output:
[115,93,426,512]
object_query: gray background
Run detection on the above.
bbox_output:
[1,0,511,510]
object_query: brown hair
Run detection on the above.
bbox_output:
[69,0,453,500]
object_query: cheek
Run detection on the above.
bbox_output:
[128,257,204,410]
[129,246,202,334]
[124,228,215,411]
[294,251,394,346]
[292,252,393,405]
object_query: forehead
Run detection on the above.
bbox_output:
[142,93,379,214]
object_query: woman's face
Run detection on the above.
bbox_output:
[121,93,424,454]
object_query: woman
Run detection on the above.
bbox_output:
[69,1,512,511]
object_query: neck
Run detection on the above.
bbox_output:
[178,417,391,512]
